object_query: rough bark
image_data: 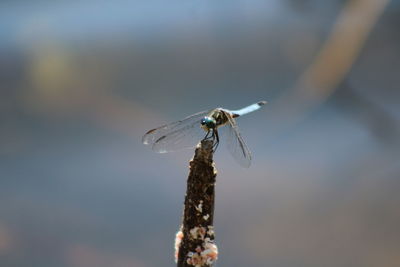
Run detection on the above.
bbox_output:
[177,139,218,267]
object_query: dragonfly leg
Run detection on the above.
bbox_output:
[212,129,220,152]
[203,129,219,152]
[203,130,212,141]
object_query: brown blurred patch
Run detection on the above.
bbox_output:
[0,223,16,255]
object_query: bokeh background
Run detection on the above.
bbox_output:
[1,0,399,266]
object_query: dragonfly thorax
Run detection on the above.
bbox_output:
[211,109,230,126]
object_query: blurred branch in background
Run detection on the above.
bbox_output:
[269,0,391,133]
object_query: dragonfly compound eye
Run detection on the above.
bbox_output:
[200,117,216,129]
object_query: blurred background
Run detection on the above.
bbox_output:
[1,0,399,266]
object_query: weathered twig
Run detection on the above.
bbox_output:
[175,139,218,267]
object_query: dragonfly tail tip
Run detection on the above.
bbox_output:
[258,101,267,106]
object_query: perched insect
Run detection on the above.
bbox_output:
[142,101,267,167]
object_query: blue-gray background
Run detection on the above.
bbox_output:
[1,0,399,266]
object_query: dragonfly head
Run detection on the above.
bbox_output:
[200,116,216,131]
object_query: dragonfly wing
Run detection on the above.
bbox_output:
[142,110,211,153]
[225,112,252,168]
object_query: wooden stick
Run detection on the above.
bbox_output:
[176,140,218,267]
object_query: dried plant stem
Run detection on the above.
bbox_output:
[176,140,218,267]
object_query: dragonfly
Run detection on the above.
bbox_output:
[142,101,267,168]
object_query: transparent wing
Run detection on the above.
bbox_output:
[224,111,252,168]
[142,110,211,153]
